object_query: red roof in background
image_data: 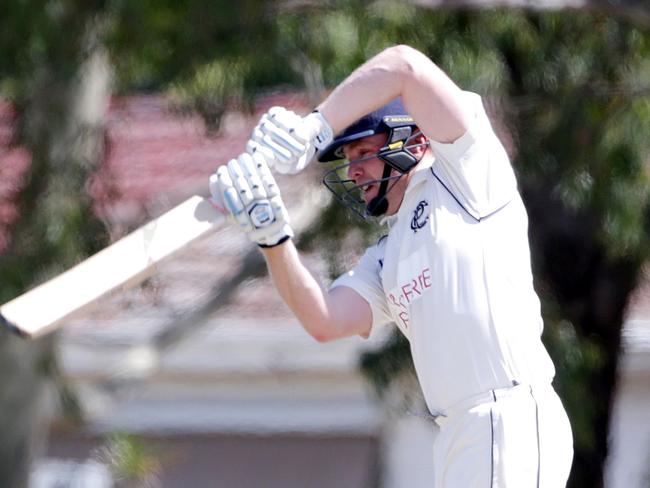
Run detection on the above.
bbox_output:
[0,99,30,251]
[0,92,310,247]
[92,92,310,225]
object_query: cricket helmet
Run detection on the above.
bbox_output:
[317,98,428,218]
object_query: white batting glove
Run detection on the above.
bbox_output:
[209,152,294,247]
[246,107,333,175]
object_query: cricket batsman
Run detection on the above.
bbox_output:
[210,44,574,487]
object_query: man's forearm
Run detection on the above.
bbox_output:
[260,240,370,342]
[261,240,337,342]
[317,44,472,144]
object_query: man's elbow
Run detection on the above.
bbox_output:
[304,317,369,343]
[302,318,343,343]
[383,44,424,73]
[307,319,340,343]
[311,331,336,344]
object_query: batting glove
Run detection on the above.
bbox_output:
[246,107,333,175]
[209,151,294,248]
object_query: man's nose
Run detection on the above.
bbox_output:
[347,160,364,180]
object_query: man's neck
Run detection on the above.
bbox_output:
[401,151,435,194]
[385,150,435,216]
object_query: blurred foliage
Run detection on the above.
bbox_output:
[359,326,414,397]
[0,2,112,486]
[0,0,111,298]
[168,58,253,133]
[97,432,162,488]
[1,1,650,487]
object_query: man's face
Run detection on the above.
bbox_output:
[343,133,409,216]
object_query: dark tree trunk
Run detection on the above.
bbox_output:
[522,185,643,488]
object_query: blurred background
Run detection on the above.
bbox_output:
[1,0,650,487]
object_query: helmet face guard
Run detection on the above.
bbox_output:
[322,126,428,219]
[317,99,427,220]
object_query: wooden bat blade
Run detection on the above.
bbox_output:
[0,195,226,339]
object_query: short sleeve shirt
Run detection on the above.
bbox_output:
[331,92,556,413]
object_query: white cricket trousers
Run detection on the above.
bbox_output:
[432,383,573,488]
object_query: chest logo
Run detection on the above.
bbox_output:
[410,200,429,233]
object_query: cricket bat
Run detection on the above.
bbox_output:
[0,195,226,339]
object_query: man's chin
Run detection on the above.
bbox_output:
[363,190,378,204]
[366,195,390,217]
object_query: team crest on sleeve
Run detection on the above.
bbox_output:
[410,200,429,233]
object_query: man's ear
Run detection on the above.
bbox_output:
[409,131,429,157]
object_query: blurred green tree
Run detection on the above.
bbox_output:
[488,14,650,486]
[0,1,112,486]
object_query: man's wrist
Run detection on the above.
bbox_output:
[258,234,292,249]
[255,223,294,248]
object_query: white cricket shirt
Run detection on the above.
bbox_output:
[331,92,556,414]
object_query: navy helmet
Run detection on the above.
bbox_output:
[317,98,417,163]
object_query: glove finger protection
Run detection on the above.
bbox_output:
[209,152,293,248]
[263,108,308,154]
[247,109,305,170]
[209,167,250,232]
[247,107,333,175]
[255,152,291,224]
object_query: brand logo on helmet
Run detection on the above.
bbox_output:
[410,200,429,233]
[383,115,414,124]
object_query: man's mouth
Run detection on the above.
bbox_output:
[360,182,375,200]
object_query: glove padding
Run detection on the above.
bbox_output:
[246,107,333,175]
[209,152,293,247]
